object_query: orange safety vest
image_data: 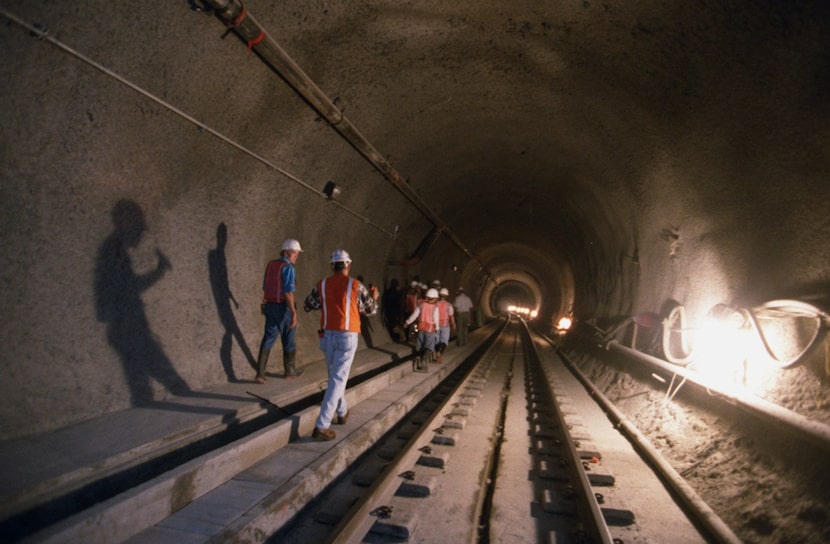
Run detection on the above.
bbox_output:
[263,260,287,303]
[417,301,438,332]
[437,300,452,327]
[404,292,418,314]
[318,275,361,333]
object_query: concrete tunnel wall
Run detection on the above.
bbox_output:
[0,1,828,440]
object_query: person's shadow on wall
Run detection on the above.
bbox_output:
[208,223,256,382]
[94,199,191,406]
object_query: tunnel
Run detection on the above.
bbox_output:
[1,1,829,542]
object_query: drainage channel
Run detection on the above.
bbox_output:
[272,323,519,543]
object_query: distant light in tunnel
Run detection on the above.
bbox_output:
[557,316,573,331]
[507,305,538,319]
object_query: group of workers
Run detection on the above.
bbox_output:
[254,238,474,441]
[400,280,474,364]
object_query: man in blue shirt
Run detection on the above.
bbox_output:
[256,238,303,382]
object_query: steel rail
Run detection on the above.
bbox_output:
[520,321,616,544]
[323,322,508,543]
[554,347,744,544]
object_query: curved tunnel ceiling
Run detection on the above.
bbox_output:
[300,1,829,324]
[244,1,737,322]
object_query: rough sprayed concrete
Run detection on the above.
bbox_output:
[0,1,827,453]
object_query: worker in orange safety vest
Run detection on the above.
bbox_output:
[404,287,440,362]
[435,287,456,362]
[303,249,378,441]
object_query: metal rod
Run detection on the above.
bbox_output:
[0,7,396,239]
[202,0,489,272]
[606,339,830,452]
[557,349,744,544]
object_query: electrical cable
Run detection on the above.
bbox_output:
[0,7,396,239]
[662,305,696,365]
[744,299,827,369]
[658,299,827,370]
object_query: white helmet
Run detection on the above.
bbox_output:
[439,288,449,297]
[410,280,419,287]
[330,249,352,264]
[281,238,303,252]
[426,288,439,299]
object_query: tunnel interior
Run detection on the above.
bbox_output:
[0,1,828,452]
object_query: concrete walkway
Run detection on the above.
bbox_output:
[0,340,413,539]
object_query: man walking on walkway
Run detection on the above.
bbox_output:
[404,288,440,362]
[453,287,474,346]
[304,249,378,440]
[256,238,303,383]
[435,287,456,362]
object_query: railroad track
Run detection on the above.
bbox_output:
[561,325,830,544]
[260,320,703,543]
[268,321,610,543]
[23,318,730,543]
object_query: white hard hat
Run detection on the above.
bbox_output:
[420,283,428,290]
[330,248,352,264]
[281,238,303,252]
[410,281,419,287]
[439,288,449,297]
[426,288,439,299]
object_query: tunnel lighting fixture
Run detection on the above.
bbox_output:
[323,181,341,200]
[689,306,753,393]
[660,299,829,397]
[556,316,573,333]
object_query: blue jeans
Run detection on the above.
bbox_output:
[260,302,296,352]
[417,330,438,353]
[315,330,358,429]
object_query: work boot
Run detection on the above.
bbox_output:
[312,427,336,441]
[255,346,271,384]
[335,410,349,425]
[283,351,304,378]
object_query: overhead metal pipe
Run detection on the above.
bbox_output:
[200,0,490,273]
